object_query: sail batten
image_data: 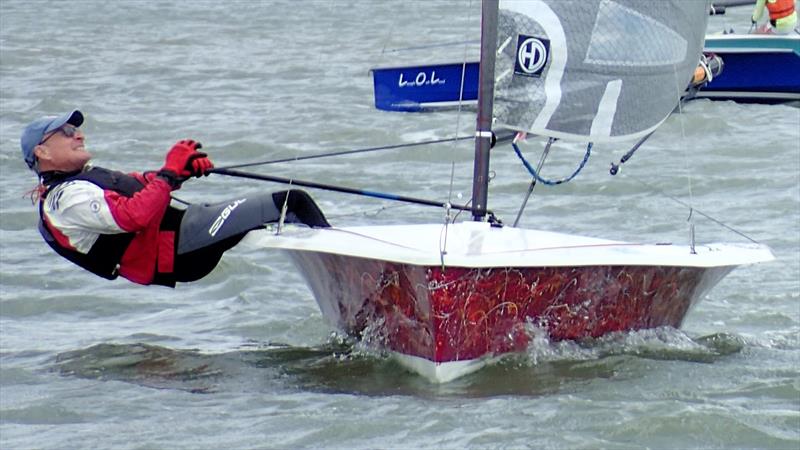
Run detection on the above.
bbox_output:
[494,0,710,143]
[590,79,622,137]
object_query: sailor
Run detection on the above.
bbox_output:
[21,109,330,287]
[752,0,798,35]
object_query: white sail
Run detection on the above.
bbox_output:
[494,0,710,143]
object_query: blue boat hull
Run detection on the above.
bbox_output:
[371,62,479,112]
[694,34,800,103]
[372,35,799,111]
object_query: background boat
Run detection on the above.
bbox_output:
[371,33,799,111]
[694,33,800,103]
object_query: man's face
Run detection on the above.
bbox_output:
[35,124,91,172]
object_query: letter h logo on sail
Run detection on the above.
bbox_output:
[514,34,549,77]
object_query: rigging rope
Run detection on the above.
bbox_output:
[609,131,654,175]
[441,0,479,267]
[672,61,697,253]
[513,136,554,227]
[445,16,474,221]
[621,172,761,244]
[215,136,473,170]
[511,140,592,186]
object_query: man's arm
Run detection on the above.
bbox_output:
[752,0,767,22]
[102,177,172,231]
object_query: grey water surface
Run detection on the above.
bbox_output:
[1,1,798,449]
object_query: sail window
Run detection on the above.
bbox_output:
[584,0,688,67]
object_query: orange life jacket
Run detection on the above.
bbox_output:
[767,0,795,21]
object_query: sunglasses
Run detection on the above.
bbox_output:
[40,124,80,145]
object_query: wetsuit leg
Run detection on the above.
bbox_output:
[176,193,280,255]
[172,233,246,282]
[170,189,330,283]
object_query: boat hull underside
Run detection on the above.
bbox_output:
[286,250,732,366]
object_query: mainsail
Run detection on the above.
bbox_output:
[494,0,710,142]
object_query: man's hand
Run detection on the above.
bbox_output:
[158,139,214,189]
[189,148,214,177]
[161,140,211,177]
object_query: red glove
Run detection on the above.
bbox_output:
[190,153,214,177]
[161,140,213,178]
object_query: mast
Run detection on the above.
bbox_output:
[471,0,499,222]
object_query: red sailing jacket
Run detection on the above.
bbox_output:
[38,166,179,286]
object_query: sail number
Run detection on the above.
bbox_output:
[398,70,445,88]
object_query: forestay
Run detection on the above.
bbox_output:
[494,0,710,143]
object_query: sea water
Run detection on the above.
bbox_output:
[1,1,798,449]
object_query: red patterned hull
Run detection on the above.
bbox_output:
[287,250,732,365]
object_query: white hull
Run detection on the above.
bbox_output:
[252,222,771,269]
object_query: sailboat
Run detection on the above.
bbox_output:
[248,0,774,383]
[692,33,800,103]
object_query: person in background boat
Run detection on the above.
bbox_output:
[21,109,330,287]
[751,0,798,35]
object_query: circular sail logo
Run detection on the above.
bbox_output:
[514,34,549,77]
